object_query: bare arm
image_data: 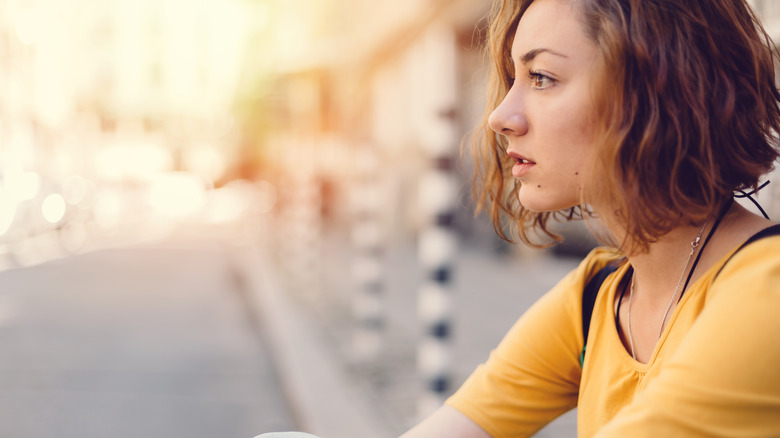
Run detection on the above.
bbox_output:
[399,405,492,438]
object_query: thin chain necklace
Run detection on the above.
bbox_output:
[625,217,710,360]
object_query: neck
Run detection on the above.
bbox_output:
[628,224,707,304]
[596,201,772,305]
[600,213,713,306]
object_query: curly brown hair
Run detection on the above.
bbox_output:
[472,0,780,251]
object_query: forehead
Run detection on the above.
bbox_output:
[512,0,593,62]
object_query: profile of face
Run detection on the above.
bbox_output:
[489,0,600,212]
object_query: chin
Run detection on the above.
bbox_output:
[517,188,578,213]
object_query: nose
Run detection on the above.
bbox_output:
[488,87,528,137]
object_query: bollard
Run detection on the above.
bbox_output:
[417,157,459,417]
[350,146,385,363]
[414,25,461,420]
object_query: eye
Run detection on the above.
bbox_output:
[528,70,556,90]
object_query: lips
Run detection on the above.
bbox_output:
[507,151,535,165]
[507,150,535,178]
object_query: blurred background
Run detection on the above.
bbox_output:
[0,0,778,437]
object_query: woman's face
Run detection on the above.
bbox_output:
[489,0,600,212]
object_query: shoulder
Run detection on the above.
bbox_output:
[709,224,780,300]
[717,224,780,275]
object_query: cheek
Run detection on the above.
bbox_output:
[531,90,598,174]
[562,105,598,162]
[544,117,594,168]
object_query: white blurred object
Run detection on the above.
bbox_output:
[418,227,457,268]
[5,171,40,201]
[418,171,458,218]
[147,172,207,221]
[95,144,172,181]
[417,338,450,377]
[418,283,450,322]
[418,117,457,157]
[204,181,250,224]
[41,194,66,224]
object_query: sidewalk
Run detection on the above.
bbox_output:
[0,239,297,438]
[244,223,582,438]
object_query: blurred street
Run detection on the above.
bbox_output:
[0,237,294,438]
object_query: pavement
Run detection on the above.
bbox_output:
[0,219,584,438]
[0,237,295,438]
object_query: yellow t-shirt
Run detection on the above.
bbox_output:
[446,236,780,437]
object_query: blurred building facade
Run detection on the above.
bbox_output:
[259,0,492,249]
[0,0,269,265]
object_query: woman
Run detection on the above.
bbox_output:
[402,0,780,436]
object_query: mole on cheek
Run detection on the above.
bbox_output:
[575,172,579,175]
[537,185,541,188]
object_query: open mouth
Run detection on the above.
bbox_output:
[508,151,535,165]
[508,151,535,178]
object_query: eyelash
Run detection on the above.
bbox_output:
[527,70,556,90]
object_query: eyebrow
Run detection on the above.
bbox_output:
[519,48,568,64]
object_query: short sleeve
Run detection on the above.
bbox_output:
[595,237,780,437]
[446,248,622,438]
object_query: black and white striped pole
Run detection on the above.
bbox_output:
[415,26,460,418]
[350,145,385,364]
[417,156,458,417]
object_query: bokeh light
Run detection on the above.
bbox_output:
[41,194,66,224]
[147,172,208,221]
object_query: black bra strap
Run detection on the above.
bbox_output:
[582,263,619,346]
[580,261,621,367]
[613,266,633,325]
